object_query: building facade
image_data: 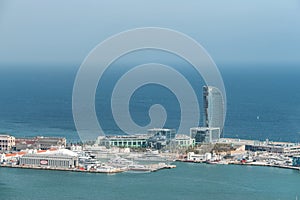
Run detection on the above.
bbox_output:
[292,156,300,167]
[203,86,225,133]
[147,128,176,149]
[147,128,176,140]
[174,134,195,147]
[19,153,78,168]
[0,135,15,151]
[15,137,66,151]
[35,137,66,150]
[97,135,149,148]
[190,127,220,144]
[245,144,285,153]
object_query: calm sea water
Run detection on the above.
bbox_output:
[0,162,299,200]
[0,63,300,199]
[0,63,299,142]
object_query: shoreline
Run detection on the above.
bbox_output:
[229,162,300,171]
[178,159,300,171]
[0,163,176,174]
[1,160,299,174]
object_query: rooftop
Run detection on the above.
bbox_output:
[190,127,220,131]
[175,134,192,140]
[0,135,15,138]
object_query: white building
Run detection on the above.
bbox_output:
[174,134,195,147]
[19,149,78,168]
[187,152,212,162]
[0,135,15,151]
[97,135,149,148]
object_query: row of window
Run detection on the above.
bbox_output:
[111,141,147,146]
[107,140,192,146]
[20,158,71,167]
[0,140,14,143]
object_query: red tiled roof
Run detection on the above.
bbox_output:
[5,152,26,157]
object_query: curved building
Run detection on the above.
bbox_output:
[203,86,225,133]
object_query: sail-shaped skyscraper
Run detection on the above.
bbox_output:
[203,86,225,133]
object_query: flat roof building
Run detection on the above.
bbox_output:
[174,134,195,147]
[35,137,66,150]
[190,127,220,144]
[19,150,78,169]
[97,135,149,148]
[147,128,176,141]
[147,128,176,149]
[15,137,66,151]
[0,135,15,151]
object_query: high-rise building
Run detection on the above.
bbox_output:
[203,86,225,133]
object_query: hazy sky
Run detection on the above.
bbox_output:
[0,0,300,68]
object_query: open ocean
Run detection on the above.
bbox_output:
[0,63,299,142]
[0,63,299,199]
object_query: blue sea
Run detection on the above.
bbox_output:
[0,62,299,142]
[0,62,300,200]
[0,162,299,200]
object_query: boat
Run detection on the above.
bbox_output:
[128,164,152,172]
[96,165,123,173]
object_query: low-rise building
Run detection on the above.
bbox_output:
[15,136,66,151]
[284,145,300,156]
[190,127,220,144]
[0,134,15,151]
[187,152,212,162]
[1,152,26,164]
[147,128,176,149]
[245,141,298,154]
[147,128,176,140]
[35,137,66,150]
[19,149,78,168]
[97,135,149,148]
[245,144,285,153]
[174,134,195,147]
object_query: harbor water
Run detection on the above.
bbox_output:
[0,162,299,200]
[0,65,300,199]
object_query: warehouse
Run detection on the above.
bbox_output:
[19,152,78,168]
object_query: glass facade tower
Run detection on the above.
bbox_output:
[203,86,225,133]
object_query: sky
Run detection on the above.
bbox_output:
[0,0,300,68]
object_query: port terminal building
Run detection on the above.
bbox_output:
[97,128,194,149]
[97,134,148,148]
[19,149,78,169]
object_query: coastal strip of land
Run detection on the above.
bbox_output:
[1,135,300,174]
